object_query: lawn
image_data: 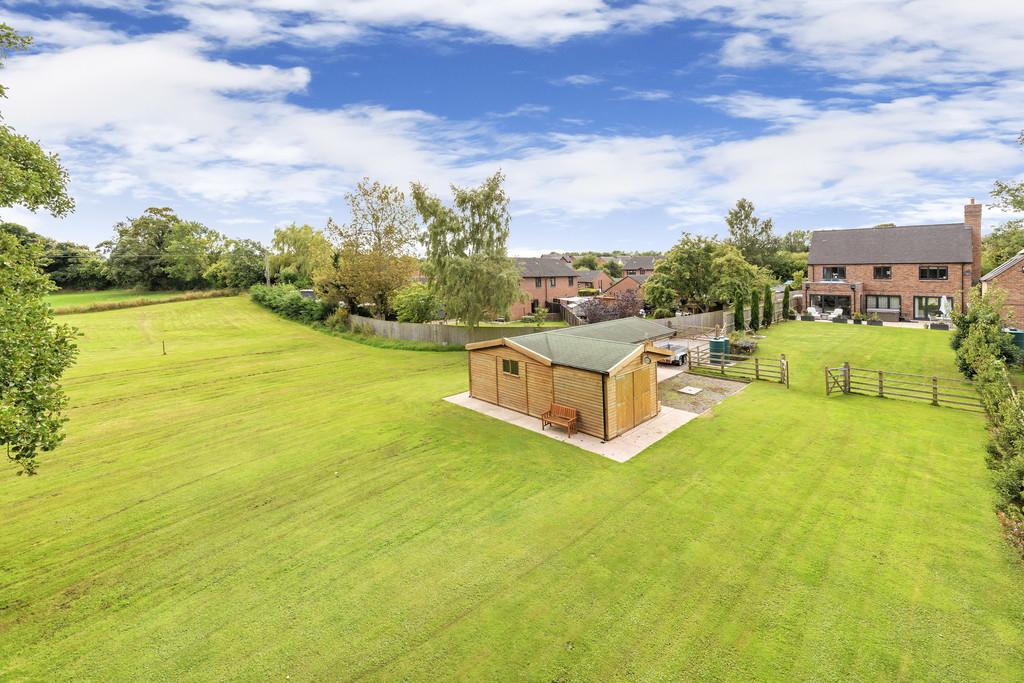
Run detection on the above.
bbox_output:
[45,289,188,308]
[1,299,1022,680]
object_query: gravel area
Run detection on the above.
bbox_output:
[658,371,747,413]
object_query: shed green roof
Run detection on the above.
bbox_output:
[547,316,673,344]
[512,333,640,374]
[508,317,672,373]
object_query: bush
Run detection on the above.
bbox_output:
[762,284,773,327]
[729,331,758,355]
[322,308,350,331]
[748,289,760,332]
[653,308,673,319]
[781,284,791,318]
[250,284,331,324]
[521,307,549,324]
[393,283,439,323]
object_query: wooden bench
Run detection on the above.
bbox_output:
[541,403,578,438]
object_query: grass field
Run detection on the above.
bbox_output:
[2,298,1022,680]
[45,289,187,307]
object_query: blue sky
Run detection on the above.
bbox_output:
[2,1,1023,253]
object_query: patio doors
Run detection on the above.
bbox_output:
[913,295,953,320]
[810,294,851,316]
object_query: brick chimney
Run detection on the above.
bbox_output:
[965,198,982,284]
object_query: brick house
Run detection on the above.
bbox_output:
[576,269,614,292]
[981,250,1024,323]
[604,274,650,300]
[615,255,659,276]
[510,257,579,320]
[804,200,982,321]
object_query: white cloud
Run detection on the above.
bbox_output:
[699,92,818,123]
[615,87,672,101]
[553,74,603,86]
[719,33,781,68]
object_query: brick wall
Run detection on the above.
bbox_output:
[983,267,1024,325]
[511,275,579,320]
[806,262,968,319]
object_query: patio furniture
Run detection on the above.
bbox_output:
[805,306,821,319]
[827,308,844,320]
[541,403,579,438]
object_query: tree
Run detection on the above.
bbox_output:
[269,223,331,288]
[1,232,78,475]
[392,283,439,323]
[782,284,791,318]
[2,223,110,290]
[601,259,623,279]
[206,239,266,289]
[649,234,721,313]
[412,171,523,327]
[322,178,419,318]
[982,220,1024,274]
[0,25,74,218]
[711,243,760,307]
[726,198,779,267]
[573,253,600,271]
[762,284,773,327]
[779,230,810,252]
[992,132,1024,213]
[577,290,642,323]
[951,287,1019,376]
[749,288,760,332]
[733,297,745,331]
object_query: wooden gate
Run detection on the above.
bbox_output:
[824,362,983,412]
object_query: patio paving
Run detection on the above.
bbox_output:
[443,392,699,463]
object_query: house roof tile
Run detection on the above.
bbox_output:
[808,223,972,265]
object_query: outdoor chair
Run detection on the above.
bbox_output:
[805,307,820,318]
[827,308,844,320]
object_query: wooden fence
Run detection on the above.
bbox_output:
[689,347,789,387]
[560,306,585,326]
[348,315,545,346]
[824,362,983,412]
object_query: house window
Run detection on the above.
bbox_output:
[568,276,574,286]
[919,266,948,280]
[534,277,541,287]
[626,269,637,275]
[914,296,952,320]
[866,295,900,310]
[873,266,892,280]
[821,266,846,281]
[501,359,520,376]
[549,277,557,286]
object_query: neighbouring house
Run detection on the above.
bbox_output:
[511,257,579,320]
[615,255,660,276]
[604,273,650,300]
[576,269,614,293]
[464,317,673,439]
[804,200,982,321]
[981,249,1024,323]
[541,252,574,264]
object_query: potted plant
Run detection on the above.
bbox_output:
[832,314,849,323]
[851,312,864,325]
[800,309,815,321]
[930,320,950,331]
[867,312,883,326]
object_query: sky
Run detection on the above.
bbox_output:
[1,1,1023,254]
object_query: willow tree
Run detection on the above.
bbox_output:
[411,171,523,327]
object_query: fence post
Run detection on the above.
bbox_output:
[825,367,830,396]
[843,362,851,393]
[878,370,884,397]
[932,376,939,405]
[780,354,788,387]
[755,357,760,381]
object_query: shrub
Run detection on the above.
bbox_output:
[521,307,549,325]
[729,331,757,355]
[762,284,773,327]
[653,308,673,319]
[781,284,791,318]
[393,283,440,323]
[733,297,744,332]
[250,284,331,324]
[322,308,350,331]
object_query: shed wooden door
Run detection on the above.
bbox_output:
[615,373,636,432]
[614,365,656,435]
[470,353,497,403]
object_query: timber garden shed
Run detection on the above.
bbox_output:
[465,317,674,440]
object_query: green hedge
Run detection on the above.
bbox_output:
[250,284,331,324]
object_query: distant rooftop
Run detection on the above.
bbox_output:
[514,257,578,277]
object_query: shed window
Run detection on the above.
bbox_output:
[821,266,846,281]
[501,359,520,376]
[919,266,948,280]
[873,266,892,280]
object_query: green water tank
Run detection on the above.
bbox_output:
[709,336,730,363]
[1006,328,1024,352]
